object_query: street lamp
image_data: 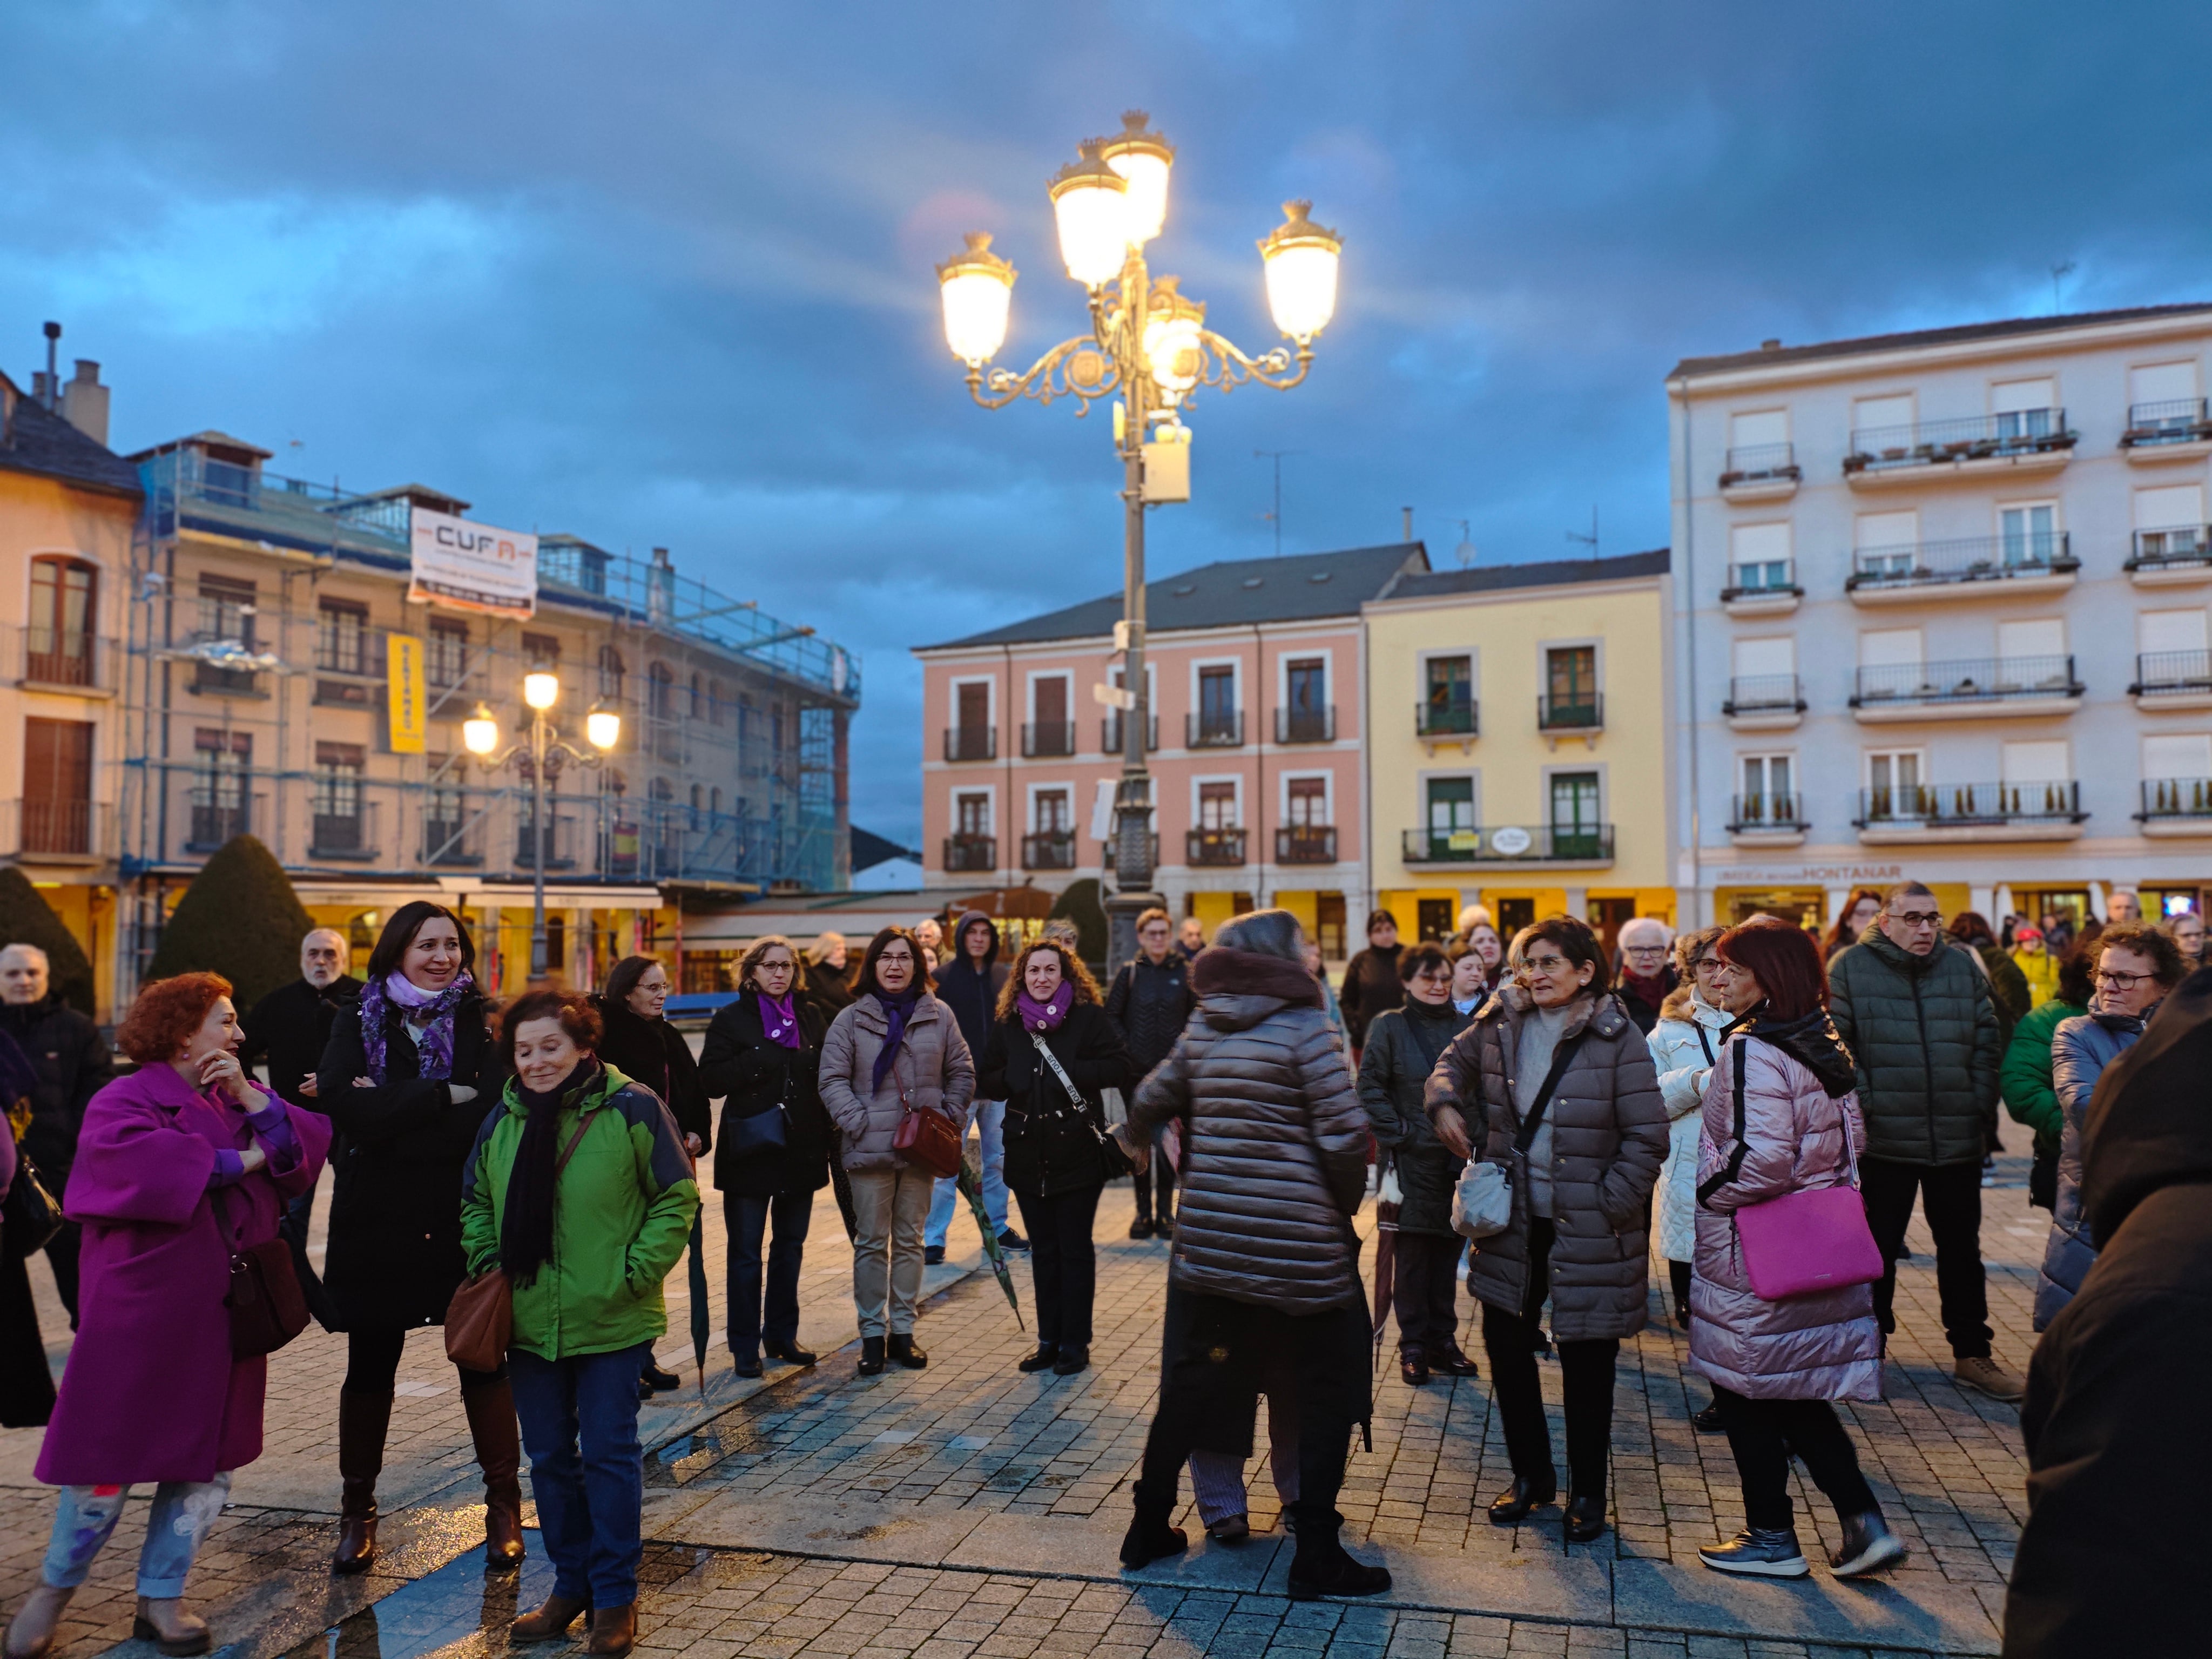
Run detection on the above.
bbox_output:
[464,680,622,982]
[936,109,1341,963]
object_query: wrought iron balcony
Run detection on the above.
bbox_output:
[1100,714,1158,753]
[1,798,114,860]
[1723,675,1806,716]
[943,832,997,872]
[2139,778,2212,820]
[1537,693,1603,732]
[1853,781,2083,828]
[943,725,996,763]
[2123,399,2212,448]
[1416,699,1478,738]
[1274,706,1336,744]
[1187,827,1247,866]
[1847,532,2076,594]
[1719,443,1800,487]
[1845,410,2076,474]
[2133,650,2212,698]
[1021,830,1077,871]
[1276,825,1337,864]
[310,800,381,861]
[1851,655,2081,709]
[1401,825,1614,864]
[1021,721,1076,759]
[1187,711,1245,748]
[16,627,113,692]
[1728,794,1808,833]
[2126,525,2212,575]
[1721,559,1802,605]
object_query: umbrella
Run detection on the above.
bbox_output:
[959,1149,1023,1330]
[686,1206,711,1396]
[1371,1205,1398,1350]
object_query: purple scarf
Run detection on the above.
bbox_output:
[360,969,474,1083]
[869,988,922,1094]
[758,990,802,1050]
[1016,979,1076,1033]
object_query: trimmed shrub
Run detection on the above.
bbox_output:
[146,836,316,1009]
[0,867,95,1014]
[1049,878,1110,973]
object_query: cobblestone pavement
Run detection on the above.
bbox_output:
[0,1146,2043,1657]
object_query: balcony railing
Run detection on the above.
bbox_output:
[943,832,997,872]
[1100,714,1158,753]
[1021,830,1076,871]
[2123,399,2212,448]
[1847,532,2076,592]
[1187,827,1247,866]
[1021,722,1076,759]
[1722,559,1800,602]
[1728,794,1807,832]
[1187,711,1245,748]
[2133,650,2212,697]
[1416,699,1478,738]
[514,814,581,872]
[943,725,996,763]
[2140,778,2212,820]
[1853,781,2084,827]
[2126,525,2212,573]
[1723,675,1806,716]
[1851,655,2081,708]
[1845,410,2076,473]
[1,798,113,859]
[17,628,112,692]
[1276,825,1337,864]
[1275,706,1336,744]
[1401,824,1615,863]
[187,795,263,852]
[1537,693,1603,731]
[1719,443,1799,486]
[310,800,381,861]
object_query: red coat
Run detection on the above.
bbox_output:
[35,1064,329,1485]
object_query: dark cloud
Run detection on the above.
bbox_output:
[4,1,2208,842]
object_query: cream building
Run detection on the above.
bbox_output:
[1363,550,1676,952]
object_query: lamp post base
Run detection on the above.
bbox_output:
[1104,889,1166,976]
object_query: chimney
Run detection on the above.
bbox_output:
[1401,506,1413,543]
[62,361,109,448]
[42,321,60,410]
[31,372,52,406]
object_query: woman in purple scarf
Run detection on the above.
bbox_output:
[977,940,1132,1377]
[5,973,329,1659]
[313,901,515,1576]
[698,935,835,1379]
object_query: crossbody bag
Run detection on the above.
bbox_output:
[1451,1030,1588,1240]
[1030,1031,1134,1183]
[444,1110,596,1371]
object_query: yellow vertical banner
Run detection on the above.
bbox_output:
[387,632,428,754]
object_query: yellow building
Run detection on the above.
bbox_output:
[0,363,137,1017]
[1363,550,1676,955]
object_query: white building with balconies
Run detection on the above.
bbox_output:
[1669,304,2212,936]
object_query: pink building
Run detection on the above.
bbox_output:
[914,543,1426,958]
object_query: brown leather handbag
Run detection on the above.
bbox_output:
[892,1089,963,1179]
[214,1188,311,1358]
[446,1112,595,1370]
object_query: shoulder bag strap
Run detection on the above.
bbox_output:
[553,1111,595,1179]
[1695,1038,1751,1205]
[1511,1030,1589,1155]
[1694,1022,1714,1065]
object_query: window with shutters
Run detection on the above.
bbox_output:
[312,743,367,853]
[22,717,92,854]
[190,729,252,846]
[26,558,96,687]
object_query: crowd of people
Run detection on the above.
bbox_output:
[0,879,2203,1650]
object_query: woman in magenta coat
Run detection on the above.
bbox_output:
[4,972,329,1659]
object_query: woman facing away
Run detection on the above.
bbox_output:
[1645,925,1730,1431]
[5,973,330,1659]
[314,901,516,1576]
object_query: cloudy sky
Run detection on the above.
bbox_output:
[5,2,2208,844]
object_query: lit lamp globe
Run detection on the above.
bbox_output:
[1048,143,1131,289]
[937,232,1016,366]
[1258,199,1343,342]
[1098,110,1174,246]
[463,706,500,756]
[523,671,559,712]
[1141,276,1206,397]
[586,707,622,751]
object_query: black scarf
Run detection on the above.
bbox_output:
[1731,1007,1858,1098]
[499,1057,601,1289]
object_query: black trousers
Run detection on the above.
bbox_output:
[1668,1259,1693,1326]
[1130,1155,1176,1223]
[1712,1386,1879,1532]
[1014,1182,1102,1348]
[44,1220,80,1330]
[1480,1217,1618,1497]
[342,1326,506,1393]
[1860,1157,1992,1359]
[1393,1232,1462,1358]
[726,1188,813,1359]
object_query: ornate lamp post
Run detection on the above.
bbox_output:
[938,112,1341,965]
[463,672,622,982]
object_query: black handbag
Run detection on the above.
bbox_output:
[2,1149,63,1263]
[729,1102,789,1155]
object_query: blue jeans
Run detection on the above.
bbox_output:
[42,1474,232,1597]
[925,1098,1008,1247]
[509,1343,649,1608]
[725,1189,812,1361]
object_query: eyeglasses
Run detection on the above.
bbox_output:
[2094,968,2153,989]
[1893,911,1943,928]
[1622,945,1667,959]
[1522,953,1572,973]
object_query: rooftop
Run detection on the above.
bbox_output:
[1670,302,2212,380]
[925,542,1428,650]
[0,374,143,500]
[1378,548,1670,602]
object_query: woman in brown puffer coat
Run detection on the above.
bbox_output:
[1427,915,1668,1546]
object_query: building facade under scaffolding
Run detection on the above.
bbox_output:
[111,429,858,1002]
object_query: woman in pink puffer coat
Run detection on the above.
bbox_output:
[1688,919,1905,1584]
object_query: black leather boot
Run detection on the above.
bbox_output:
[887,1334,928,1369]
[332,1388,393,1575]
[1286,1506,1391,1601]
[1118,1485,1187,1569]
[858,1337,885,1376]
[1564,1491,1607,1544]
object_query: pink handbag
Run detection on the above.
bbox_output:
[1712,1043,1885,1300]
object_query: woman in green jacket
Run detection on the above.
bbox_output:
[2000,945,2093,1211]
[460,991,699,1658]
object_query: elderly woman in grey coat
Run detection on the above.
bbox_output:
[1428,915,1668,1546]
[1117,909,1387,1603]
[818,927,974,1377]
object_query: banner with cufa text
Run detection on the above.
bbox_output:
[408,505,538,618]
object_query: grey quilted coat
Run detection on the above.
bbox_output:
[1826,929,2000,1167]
[1424,986,1668,1340]
[2034,1006,2149,1331]
[817,992,975,1172]
[1127,961,1370,1315]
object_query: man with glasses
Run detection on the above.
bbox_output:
[1829,882,2019,1400]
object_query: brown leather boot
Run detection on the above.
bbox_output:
[4,1584,74,1659]
[510,1594,590,1643]
[462,1375,527,1568]
[332,1387,393,1575]
[585,1602,636,1656]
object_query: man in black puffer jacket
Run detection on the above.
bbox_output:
[1827,881,2014,1401]
[1104,906,1195,1239]
[0,943,112,1328]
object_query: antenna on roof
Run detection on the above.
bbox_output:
[1566,505,1598,559]
[2051,260,2076,315]
[1253,449,1299,557]
[1453,520,1479,569]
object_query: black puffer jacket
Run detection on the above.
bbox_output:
[980,1001,1134,1199]
[1128,947,1369,1314]
[1338,942,1404,1049]
[1359,996,1471,1237]
[698,992,832,1199]
[1425,986,1668,1341]
[1104,952,1195,1081]
[592,996,712,1153]
[1826,928,2000,1166]
[0,994,112,1186]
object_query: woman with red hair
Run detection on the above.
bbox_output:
[6,974,329,1659]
